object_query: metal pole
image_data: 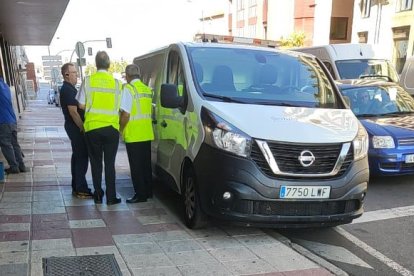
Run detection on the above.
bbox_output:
[69,49,76,62]
[79,62,84,81]
[48,46,53,88]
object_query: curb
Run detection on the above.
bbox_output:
[264,230,348,276]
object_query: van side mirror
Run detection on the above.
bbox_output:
[160,84,183,108]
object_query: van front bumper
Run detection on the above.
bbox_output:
[193,144,369,228]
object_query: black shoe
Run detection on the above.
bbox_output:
[93,193,103,204]
[5,167,19,174]
[126,194,147,203]
[19,164,27,173]
[107,197,121,205]
[74,191,93,199]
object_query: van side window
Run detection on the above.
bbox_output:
[167,51,186,97]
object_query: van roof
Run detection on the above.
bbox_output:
[182,41,305,57]
[135,41,311,62]
[327,44,375,60]
[183,41,275,50]
[295,43,387,60]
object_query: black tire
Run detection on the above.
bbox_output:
[183,167,207,229]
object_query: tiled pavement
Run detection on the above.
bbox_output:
[0,84,334,275]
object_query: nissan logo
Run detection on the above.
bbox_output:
[298,150,315,167]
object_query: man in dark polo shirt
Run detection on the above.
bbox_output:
[60,63,92,198]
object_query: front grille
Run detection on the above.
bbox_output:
[251,141,353,179]
[233,199,360,216]
[269,142,340,174]
[398,138,414,146]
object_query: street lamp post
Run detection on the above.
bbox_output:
[69,39,112,62]
[69,38,112,81]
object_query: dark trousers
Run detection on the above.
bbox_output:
[85,126,119,200]
[126,141,152,198]
[0,123,24,169]
[64,123,89,193]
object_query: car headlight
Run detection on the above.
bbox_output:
[372,136,395,148]
[353,123,368,160]
[201,107,251,157]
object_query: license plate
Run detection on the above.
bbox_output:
[405,154,414,163]
[279,186,331,199]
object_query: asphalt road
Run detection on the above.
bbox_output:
[279,175,414,276]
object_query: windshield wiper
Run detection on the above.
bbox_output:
[357,113,381,118]
[202,93,246,103]
[384,111,414,116]
[357,112,405,118]
[359,74,392,82]
[251,101,297,107]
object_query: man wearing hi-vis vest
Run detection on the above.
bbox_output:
[76,51,122,205]
[120,64,154,203]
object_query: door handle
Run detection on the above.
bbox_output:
[161,120,167,128]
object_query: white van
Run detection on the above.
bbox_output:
[293,43,399,82]
[134,42,369,229]
[399,56,414,96]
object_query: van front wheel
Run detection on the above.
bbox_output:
[183,167,207,229]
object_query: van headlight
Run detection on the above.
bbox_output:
[353,123,369,160]
[372,136,395,148]
[201,107,251,157]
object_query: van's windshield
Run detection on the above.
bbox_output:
[336,59,399,82]
[188,46,344,109]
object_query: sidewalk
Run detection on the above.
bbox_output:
[0,84,334,276]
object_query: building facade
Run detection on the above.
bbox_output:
[352,0,414,73]
[207,0,413,71]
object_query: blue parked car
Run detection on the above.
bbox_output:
[337,79,414,176]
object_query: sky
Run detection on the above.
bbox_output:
[25,0,225,68]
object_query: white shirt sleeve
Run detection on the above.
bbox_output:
[120,86,133,114]
[76,79,86,105]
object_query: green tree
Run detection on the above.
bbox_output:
[280,32,306,48]
[84,60,128,76]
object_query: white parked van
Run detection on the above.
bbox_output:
[399,56,414,96]
[293,43,399,82]
[134,42,369,229]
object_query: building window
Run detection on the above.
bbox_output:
[361,0,371,18]
[330,17,348,40]
[358,31,368,43]
[396,0,413,11]
[247,24,256,38]
[248,0,257,18]
[237,0,245,21]
[393,27,410,73]
[236,27,245,37]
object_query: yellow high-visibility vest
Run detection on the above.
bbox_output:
[84,71,122,132]
[122,80,154,143]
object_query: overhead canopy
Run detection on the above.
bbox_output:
[0,0,69,45]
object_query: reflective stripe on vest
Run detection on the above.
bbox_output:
[84,72,121,132]
[123,80,154,143]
